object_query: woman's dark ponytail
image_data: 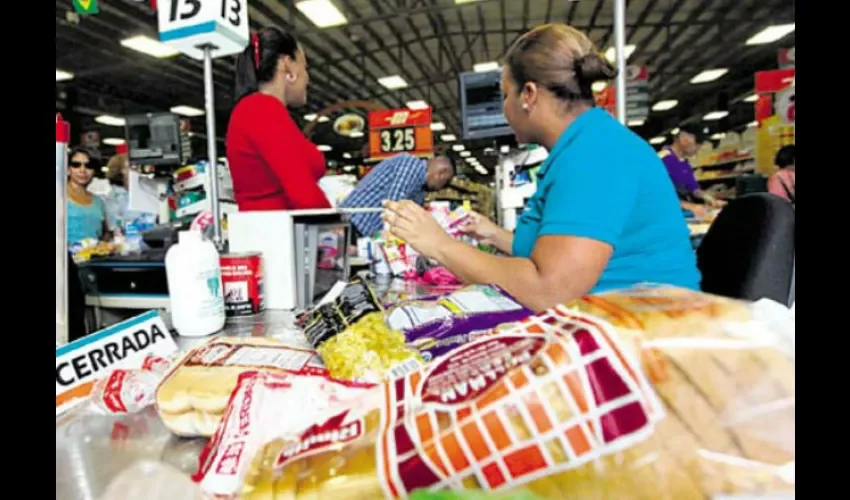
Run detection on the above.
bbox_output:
[234,27,300,102]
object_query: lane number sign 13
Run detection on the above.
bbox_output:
[161,0,247,32]
[380,128,415,153]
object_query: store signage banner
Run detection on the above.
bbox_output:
[55,310,178,415]
[157,0,250,60]
[368,108,434,161]
[73,0,99,15]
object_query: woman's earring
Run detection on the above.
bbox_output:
[521,103,529,111]
[286,73,296,82]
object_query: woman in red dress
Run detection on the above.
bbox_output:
[226,27,330,211]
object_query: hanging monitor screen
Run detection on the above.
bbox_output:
[124,113,184,167]
[460,70,512,140]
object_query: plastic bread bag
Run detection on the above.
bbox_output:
[81,354,174,416]
[388,285,533,362]
[154,337,327,437]
[193,370,378,498]
[232,286,793,499]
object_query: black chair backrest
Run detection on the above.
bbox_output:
[697,193,795,304]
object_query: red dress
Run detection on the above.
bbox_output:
[226,93,331,211]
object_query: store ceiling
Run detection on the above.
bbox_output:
[56,0,795,173]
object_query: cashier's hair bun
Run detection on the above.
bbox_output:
[505,23,616,104]
[234,27,300,102]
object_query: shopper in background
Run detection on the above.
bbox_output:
[660,127,724,209]
[768,144,795,203]
[382,24,699,312]
[67,147,110,245]
[226,27,330,211]
[340,153,455,238]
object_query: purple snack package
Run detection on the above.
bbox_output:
[384,285,533,362]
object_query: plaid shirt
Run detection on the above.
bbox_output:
[340,153,427,237]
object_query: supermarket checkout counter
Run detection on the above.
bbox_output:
[55,278,444,500]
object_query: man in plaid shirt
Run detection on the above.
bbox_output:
[340,153,455,237]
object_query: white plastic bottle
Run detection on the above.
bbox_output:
[165,230,225,337]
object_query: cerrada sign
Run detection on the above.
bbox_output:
[55,310,178,415]
[157,0,250,60]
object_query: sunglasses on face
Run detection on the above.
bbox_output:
[69,161,95,171]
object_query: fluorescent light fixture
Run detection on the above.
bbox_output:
[604,44,636,63]
[349,131,364,138]
[456,0,483,5]
[102,138,126,146]
[304,114,318,121]
[746,24,795,45]
[473,61,500,73]
[430,122,446,131]
[317,145,332,152]
[591,81,607,93]
[703,111,729,121]
[748,121,758,128]
[465,157,477,163]
[378,75,408,89]
[406,100,429,110]
[56,69,74,82]
[627,119,645,127]
[460,151,471,157]
[671,127,681,135]
[500,145,510,154]
[710,132,726,140]
[649,137,666,145]
[95,115,126,127]
[295,0,348,28]
[170,105,204,117]
[652,99,679,111]
[690,68,728,84]
[343,153,352,159]
[744,94,758,103]
[120,35,179,58]
[452,144,465,152]
[441,134,457,141]
[317,115,331,123]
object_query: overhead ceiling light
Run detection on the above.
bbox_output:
[652,100,678,111]
[465,156,477,163]
[473,61,500,73]
[748,121,758,128]
[627,119,645,127]
[120,35,179,58]
[349,131,364,138]
[317,145,332,152]
[452,144,465,152]
[744,94,758,103]
[295,0,348,28]
[441,134,457,141]
[671,127,681,135]
[378,75,408,89]
[710,132,726,140]
[406,100,429,110]
[170,105,204,117]
[95,115,126,127]
[703,111,729,121]
[342,152,352,159]
[459,151,471,157]
[649,137,666,145]
[604,44,636,63]
[591,81,607,92]
[430,122,446,131]
[746,24,795,45]
[102,138,126,146]
[455,0,483,4]
[304,113,318,121]
[690,68,728,84]
[317,115,331,123]
[56,69,74,82]
[500,145,510,154]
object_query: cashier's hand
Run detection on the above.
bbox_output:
[382,200,452,258]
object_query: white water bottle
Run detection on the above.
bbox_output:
[165,230,225,337]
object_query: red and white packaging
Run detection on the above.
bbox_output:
[89,354,174,415]
[193,370,378,498]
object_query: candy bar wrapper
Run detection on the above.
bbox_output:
[233,286,794,499]
[298,277,384,348]
[194,370,378,498]
[391,285,533,362]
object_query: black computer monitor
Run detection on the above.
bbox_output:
[459,70,513,140]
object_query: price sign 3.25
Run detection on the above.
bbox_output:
[368,108,434,161]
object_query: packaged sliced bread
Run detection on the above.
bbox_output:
[155,337,326,437]
[220,286,794,499]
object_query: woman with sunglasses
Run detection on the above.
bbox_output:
[67,146,110,245]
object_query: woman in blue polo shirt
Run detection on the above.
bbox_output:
[383,24,700,311]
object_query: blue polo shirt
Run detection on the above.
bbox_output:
[512,108,701,293]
